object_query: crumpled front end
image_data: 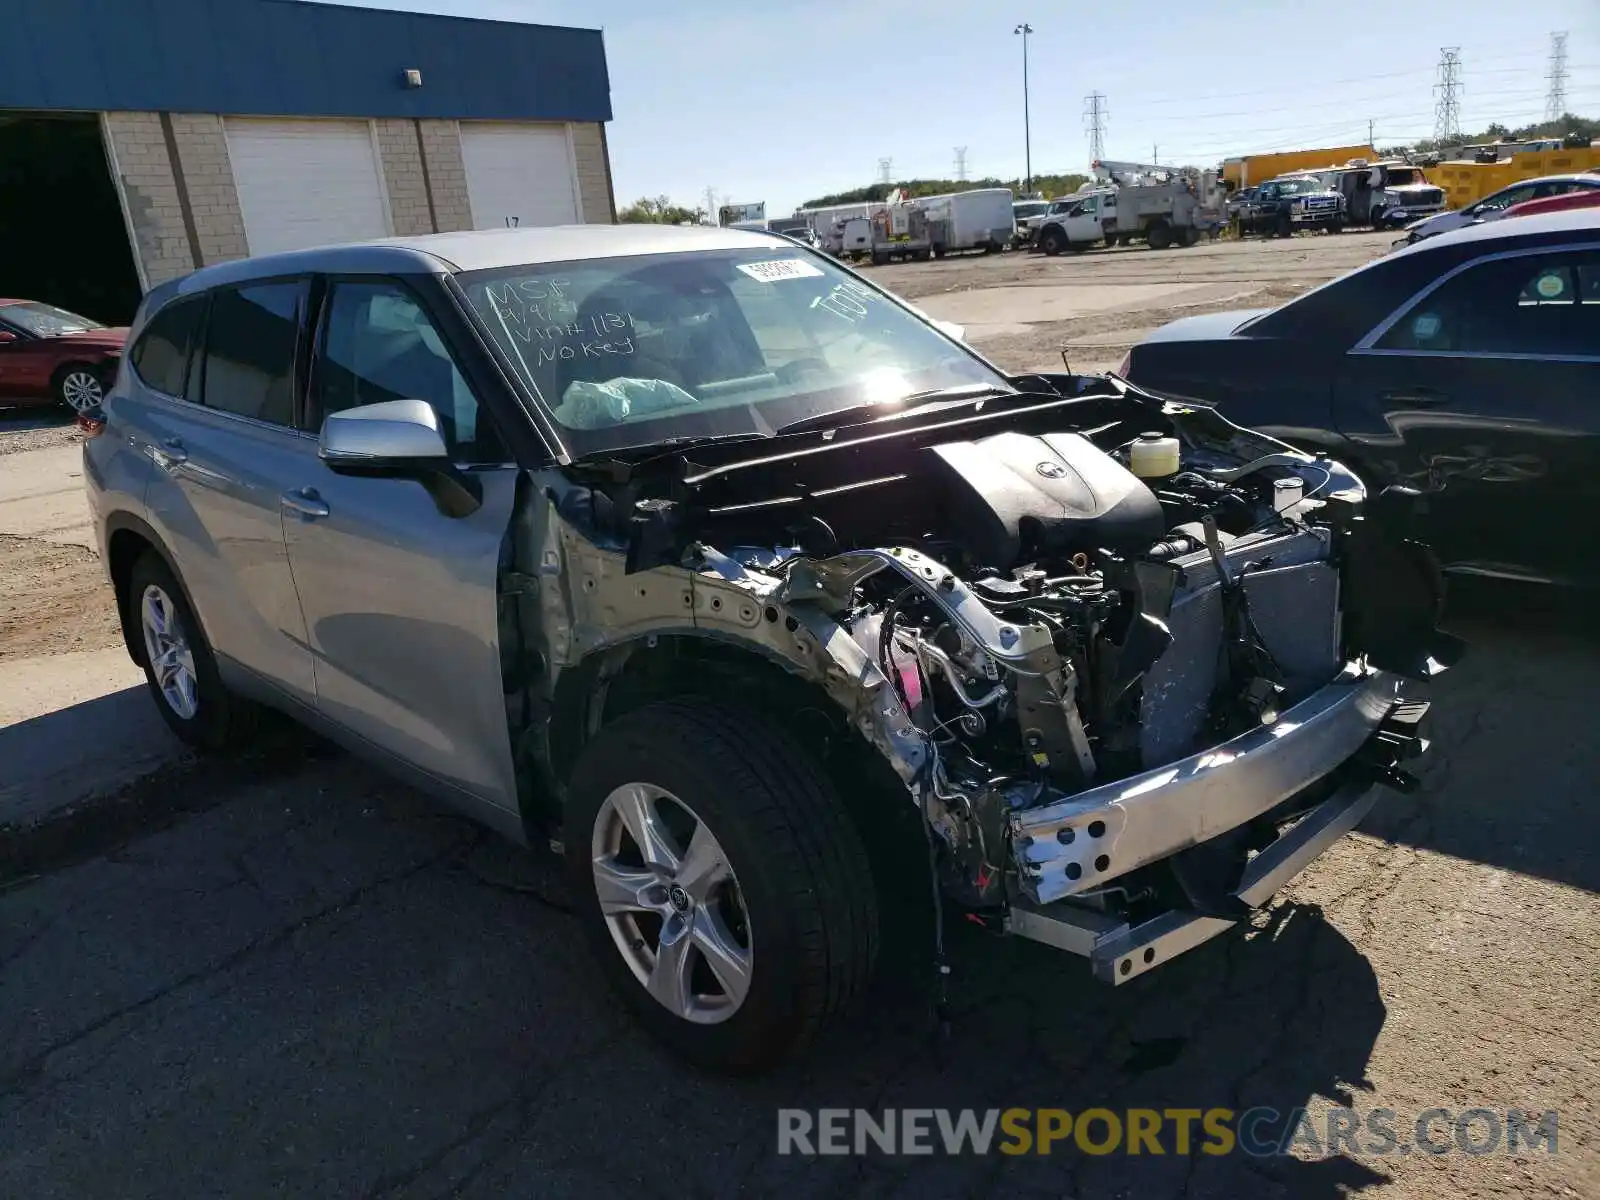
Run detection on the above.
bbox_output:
[538,375,1460,984]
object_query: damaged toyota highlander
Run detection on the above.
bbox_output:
[85,226,1462,1072]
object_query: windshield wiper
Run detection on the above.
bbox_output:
[773,383,1014,436]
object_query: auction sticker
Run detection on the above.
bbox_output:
[736,259,825,282]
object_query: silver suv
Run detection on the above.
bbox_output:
[87,226,1451,1071]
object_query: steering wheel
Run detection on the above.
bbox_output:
[776,357,829,385]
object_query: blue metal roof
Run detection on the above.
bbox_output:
[2,0,611,123]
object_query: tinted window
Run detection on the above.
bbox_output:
[1376,250,1600,356]
[311,281,499,461]
[199,281,307,426]
[130,296,204,397]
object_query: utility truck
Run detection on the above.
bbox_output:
[1034,160,1225,254]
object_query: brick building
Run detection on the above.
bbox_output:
[0,0,615,323]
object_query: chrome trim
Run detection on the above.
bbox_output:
[1011,664,1400,905]
[1352,238,1600,352]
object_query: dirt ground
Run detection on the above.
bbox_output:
[2,237,1596,1199]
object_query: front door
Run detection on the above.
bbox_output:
[1063,196,1103,244]
[282,276,521,810]
[1337,245,1600,583]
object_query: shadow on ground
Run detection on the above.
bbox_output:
[1357,578,1600,896]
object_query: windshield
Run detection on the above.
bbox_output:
[1,301,103,337]
[1273,178,1323,196]
[1386,167,1423,187]
[1013,202,1048,220]
[460,247,1009,457]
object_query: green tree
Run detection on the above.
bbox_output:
[618,195,705,225]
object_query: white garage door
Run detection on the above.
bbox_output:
[225,118,390,256]
[461,123,580,230]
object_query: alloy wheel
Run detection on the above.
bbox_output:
[61,371,103,414]
[591,782,753,1025]
[139,584,199,720]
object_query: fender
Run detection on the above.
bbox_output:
[102,510,194,668]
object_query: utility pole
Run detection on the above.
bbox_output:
[1152,144,1158,166]
[1546,31,1570,125]
[1433,47,1464,147]
[1083,91,1108,167]
[878,157,894,186]
[954,147,969,181]
[1014,23,1033,193]
[1368,118,1375,147]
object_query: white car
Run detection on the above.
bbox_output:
[1400,173,1600,244]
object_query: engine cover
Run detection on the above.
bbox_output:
[928,431,1166,568]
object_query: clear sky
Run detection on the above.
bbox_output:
[331,0,1597,215]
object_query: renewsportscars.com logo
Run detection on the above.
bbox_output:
[776,1107,1560,1158]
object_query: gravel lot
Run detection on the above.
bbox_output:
[2,236,1595,1199]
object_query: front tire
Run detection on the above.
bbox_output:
[54,363,105,414]
[565,699,878,1073]
[128,552,256,751]
[1039,226,1067,256]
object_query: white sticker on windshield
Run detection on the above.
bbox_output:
[736,259,825,282]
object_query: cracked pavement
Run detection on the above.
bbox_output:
[2,588,1596,1199]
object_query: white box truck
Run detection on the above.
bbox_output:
[913,188,1015,255]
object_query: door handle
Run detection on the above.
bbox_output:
[148,436,188,470]
[1380,387,1447,407]
[280,488,330,520]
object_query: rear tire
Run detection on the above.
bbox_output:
[128,552,257,751]
[565,698,879,1073]
[1146,221,1173,250]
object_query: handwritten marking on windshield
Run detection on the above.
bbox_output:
[536,336,636,365]
[812,279,880,324]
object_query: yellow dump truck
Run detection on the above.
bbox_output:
[1222,145,1377,190]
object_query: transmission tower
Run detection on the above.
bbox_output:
[1546,31,1570,124]
[1083,92,1108,165]
[878,157,894,186]
[953,147,969,181]
[704,185,717,225]
[1433,47,1464,146]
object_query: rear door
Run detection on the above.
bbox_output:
[281,276,521,811]
[1336,244,1600,582]
[139,279,318,702]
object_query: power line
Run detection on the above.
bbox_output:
[1434,46,1465,143]
[1547,31,1570,121]
[1083,91,1108,165]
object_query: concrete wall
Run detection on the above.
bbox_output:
[101,112,194,288]
[571,122,616,224]
[106,112,614,288]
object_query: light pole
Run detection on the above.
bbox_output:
[1014,23,1033,195]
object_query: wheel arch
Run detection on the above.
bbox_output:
[104,511,192,668]
[541,631,922,877]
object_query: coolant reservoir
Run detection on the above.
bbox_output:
[1129,432,1180,479]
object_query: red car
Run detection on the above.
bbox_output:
[0,300,129,414]
[1503,188,1600,219]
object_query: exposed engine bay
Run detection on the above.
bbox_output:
[527,374,1455,982]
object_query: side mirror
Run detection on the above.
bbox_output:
[0,331,16,345]
[318,398,480,517]
[933,319,967,343]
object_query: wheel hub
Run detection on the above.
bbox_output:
[591,783,753,1025]
[139,584,198,720]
